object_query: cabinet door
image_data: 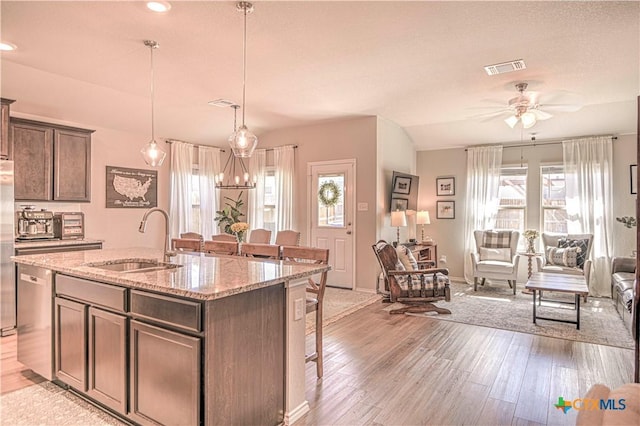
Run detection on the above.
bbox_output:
[0,99,13,159]
[54,297,87,391]
[87,307,127,415]
[54,128,91,201]
[11,120,53,200]
[129,320,200,426]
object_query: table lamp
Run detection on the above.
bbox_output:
[391,210,407,246]
[416,210,431,243]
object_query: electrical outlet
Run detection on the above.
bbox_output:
[294,298,304,320]
[440,255,447,264]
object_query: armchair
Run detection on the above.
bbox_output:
[470,230,521,294]
[372,240,450,315]
[534,232,593,287]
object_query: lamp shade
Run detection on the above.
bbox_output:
[416,210,430,225]
[520,111,537,128]
[391,210,407,227]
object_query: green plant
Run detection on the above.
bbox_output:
[214,192,245,234]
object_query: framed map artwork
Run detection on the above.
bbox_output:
[106,166,158,208]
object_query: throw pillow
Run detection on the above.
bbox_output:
[396,245,418,270]
[482,230,512,248]
[558,238,589,270]
[479,247,512,262]
[546,246,578,268]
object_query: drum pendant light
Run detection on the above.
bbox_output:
[228,2,258,158]
[140,40,167,167]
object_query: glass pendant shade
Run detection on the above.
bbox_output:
[520,112,537,129]
[140,140,167,167]
[229,125,258,157]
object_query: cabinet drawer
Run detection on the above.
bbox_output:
[56,275,126,313]
[130,290,201,333]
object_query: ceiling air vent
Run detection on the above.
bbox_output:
[483,59,526,76]
[208,98,236,108]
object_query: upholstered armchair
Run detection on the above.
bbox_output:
[470,230,521,294]
[534,232,593,287]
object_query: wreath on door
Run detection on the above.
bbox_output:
[318,181,341,207]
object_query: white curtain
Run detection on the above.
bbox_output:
[198,146,221,240]
[273,145,295,231]
[463,145,503,283]
[248,149,267,232]
[169,141,194,238]
[563,136,614,297]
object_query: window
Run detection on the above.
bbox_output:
[262,168,276,235]
[191,166,200,232]
[496,167,527,232]
[541,165,567,233]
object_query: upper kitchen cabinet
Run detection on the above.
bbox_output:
[11,118,94,202]
[0,98,16,160]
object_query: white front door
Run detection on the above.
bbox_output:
[308,160,355,289]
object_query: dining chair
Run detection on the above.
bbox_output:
[203,240,239,256]
[275,230,301,246]
[171,238,202,253]
[211,234,238,242]
[248,229,272,244]
[281,245,329,378]
[180,232,203,240]
[240,243,280,259]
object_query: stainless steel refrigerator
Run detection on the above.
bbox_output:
[0,159,15,336]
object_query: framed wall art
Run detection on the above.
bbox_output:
[436,176,455,196]
[106,166,158,208]
[391,198,409,211]
[392,175,412,195]
[436,201,455,219]
[631,164,637,195]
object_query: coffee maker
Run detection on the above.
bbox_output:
[16,205,55,240]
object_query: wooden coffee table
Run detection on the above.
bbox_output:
[524,272,589,329]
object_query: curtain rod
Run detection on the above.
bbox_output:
[165,140,298,152]
[464,135,618,151]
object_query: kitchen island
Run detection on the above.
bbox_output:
[12,247,327,425]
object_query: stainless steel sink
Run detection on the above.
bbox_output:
[86,260,182,273]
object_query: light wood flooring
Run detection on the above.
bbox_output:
[1,301,635,425]
[298,302,635,425]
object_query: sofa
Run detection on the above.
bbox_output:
[611,256,635,333]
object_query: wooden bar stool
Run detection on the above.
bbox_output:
[282,246,329,378]
[240,243,280,259]
[203,240,239,256]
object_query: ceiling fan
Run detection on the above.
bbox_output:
[474,82,582,129]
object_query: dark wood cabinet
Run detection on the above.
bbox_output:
[11,118,93,201]
[54,296,88,391]
[0,98,15,159]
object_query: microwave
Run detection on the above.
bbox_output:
[53,212,85,240]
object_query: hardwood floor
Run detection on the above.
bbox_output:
[1,301,635,425]
[298,302,635,425]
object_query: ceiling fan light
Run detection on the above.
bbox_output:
[140,140,167,167]
[521,112,537,128]
[504,115,519,128]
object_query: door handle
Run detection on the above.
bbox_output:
[346,231,352,235]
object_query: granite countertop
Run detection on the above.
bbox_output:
[11,247,330,301]
[14,238,104,248]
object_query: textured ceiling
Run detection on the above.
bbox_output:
[1,1,638,150]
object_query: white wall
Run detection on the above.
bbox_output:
[416,134,638,282]
[11,111,168,250]
[258,117,379,291]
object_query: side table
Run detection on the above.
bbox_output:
[519,252,542,294]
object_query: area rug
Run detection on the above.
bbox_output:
[0,381,125,425]
[306,287,380,335]
[384,280,635,349]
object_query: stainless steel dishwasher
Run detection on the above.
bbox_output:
[17,264,54,380]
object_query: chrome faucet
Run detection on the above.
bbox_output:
[138,208,176,262]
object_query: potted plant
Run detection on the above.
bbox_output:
[214,192,245,235]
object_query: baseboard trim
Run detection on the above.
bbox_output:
[284,400,310,425]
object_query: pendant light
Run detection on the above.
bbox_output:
[228,2,258,158]
[216,105,257,189]
[140,40,167,167]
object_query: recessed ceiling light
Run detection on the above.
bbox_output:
[146,1,171,13]
[0,42,17,51]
